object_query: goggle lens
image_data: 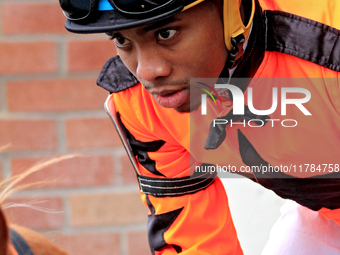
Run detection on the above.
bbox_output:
[109,0,177,14]
[60,0,193,21]
[60,0,93,20]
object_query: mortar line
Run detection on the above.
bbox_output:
[58,37,68,76]
[121,229,128,255]
[0,79,6,112]
[56,116,67,153]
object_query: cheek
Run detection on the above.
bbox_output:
[207,45,228,76]
[115,49,138,77]
[187,41,227,78]
[199,16,228,77]
[178,25,227,78]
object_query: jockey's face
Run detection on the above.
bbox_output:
[108,0,227,112]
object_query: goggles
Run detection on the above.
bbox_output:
[60,0,199,20]
[61,0,254,60]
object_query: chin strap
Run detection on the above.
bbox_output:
[225,34,245,70]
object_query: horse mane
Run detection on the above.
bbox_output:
[0,145,78,255]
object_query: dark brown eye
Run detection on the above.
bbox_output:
[116,37,125,44]
[113,36,131,48]
[158,29,177,41]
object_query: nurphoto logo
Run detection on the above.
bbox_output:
[199,83,312,128]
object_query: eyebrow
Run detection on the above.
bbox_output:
[138,17,180,34]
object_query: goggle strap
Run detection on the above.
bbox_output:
[183,0,205,11]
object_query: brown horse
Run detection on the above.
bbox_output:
[0,214,69,255]
[0,150,74,255]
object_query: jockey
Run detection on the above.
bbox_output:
[59,0,340,254]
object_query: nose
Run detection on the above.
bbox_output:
[135,48,171,82]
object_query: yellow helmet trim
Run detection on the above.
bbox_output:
[224,0,255,51]
[183,0,255,52]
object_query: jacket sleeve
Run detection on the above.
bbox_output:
[107,85,243,255]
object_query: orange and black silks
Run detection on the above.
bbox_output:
[194,0,340,225]
[104,85,243,254]
[97,0,340,253]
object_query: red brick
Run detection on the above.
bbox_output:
[1,3,66,35]
[7,78,108,112]
[11,155,115,189]
[69,191,147,227]
[66,118,122,149]
[46,232,121,255]
[68,40,117,72]
[127,230,150,255]
[120,155,138,184]
[4,197,64,230]
[0,42,57,75]
[0,120,57,152]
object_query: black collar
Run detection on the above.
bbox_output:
[97,55,139,93]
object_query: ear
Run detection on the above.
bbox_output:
[0,207,9,255]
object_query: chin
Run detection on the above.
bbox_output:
[174,107,190,113]
[175,108,190,113]
[174,101,200,113]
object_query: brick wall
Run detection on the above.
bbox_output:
[0,1,149,254]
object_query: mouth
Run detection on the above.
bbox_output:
[152,88,190,109]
